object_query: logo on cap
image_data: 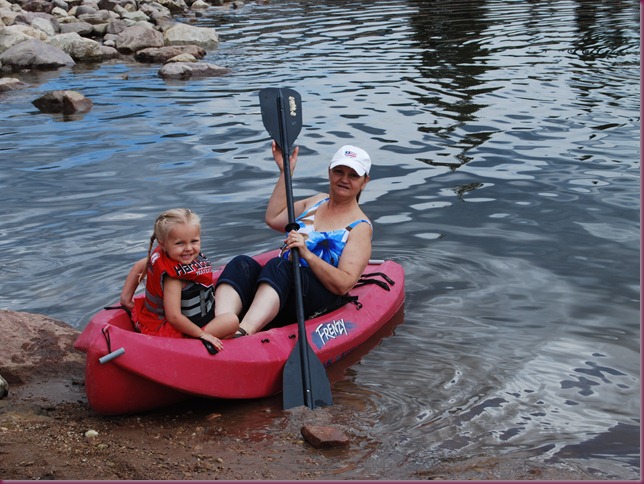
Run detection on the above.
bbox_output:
[344,150,357,158]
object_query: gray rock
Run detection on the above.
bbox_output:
[52,0,69,10]
[0,38,75,70]
[158,61,229,79]
[31,15,59,36]
[163,22,218,49]
[59,20,95,36]
[0,26,33,54]
[48,32,105,62]
[77,9,115,25]
[116,23,163,53]
[134,44,205,63]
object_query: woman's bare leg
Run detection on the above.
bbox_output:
[238,283,281,335]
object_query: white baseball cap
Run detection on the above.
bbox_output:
[329,145,371,176]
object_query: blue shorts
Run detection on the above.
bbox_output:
[216,255,338,328]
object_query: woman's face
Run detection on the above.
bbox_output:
[328,165,368,198]
[160,223,202,265]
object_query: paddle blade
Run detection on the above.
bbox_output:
[258,87,303,153]
[283,337,333,410]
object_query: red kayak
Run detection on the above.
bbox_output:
[74,250,405,415]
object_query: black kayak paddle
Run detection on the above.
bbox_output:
[258,87,333,410]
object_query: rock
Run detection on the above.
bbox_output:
[0,374,8,399]
[0,27,33,54]
[158,61,229,79]
[77,9,116,25]
[155,0,189,15]
[300,425,350,449]
[0,25,49,56]
[32,89,93,114]
[116,23,164,54]
[120,9,149,23]
[0,38,75,70]
[59,20,95,36]
[52,0,69,10]
[190,0,210,10]
[163,22,218,49]
[0,76,28,91]
[166,52,196,63]
[31,15,59,36]
[22,0,55,14]
[0,309,83,385]
[48,32,105,62]
[134,44,205,63]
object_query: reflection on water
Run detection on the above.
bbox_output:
[0,0,639,479]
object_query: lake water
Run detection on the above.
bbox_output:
[1,0,640,479]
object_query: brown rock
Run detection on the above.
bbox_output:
[0,309,83,384]
[300,424,350,449]
[32,90,93,114]
[0,77,28,92]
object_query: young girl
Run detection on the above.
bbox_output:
[120,208,238,351]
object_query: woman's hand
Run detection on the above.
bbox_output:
[272,141,299,173]
[284,230,310,258]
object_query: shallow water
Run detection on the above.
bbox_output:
[0,0,639,479]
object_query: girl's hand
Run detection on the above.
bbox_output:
[119,295,135,311]
[199,333,224,351]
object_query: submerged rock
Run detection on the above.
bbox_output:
[32,89,94,114]
[301,424,350,449]
[0,76,28,91]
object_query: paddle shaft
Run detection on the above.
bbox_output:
[259,87,332,409]
[274,92,314,409]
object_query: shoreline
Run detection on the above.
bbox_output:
[0,309,609,481]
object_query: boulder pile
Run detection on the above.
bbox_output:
[0,0,237,87]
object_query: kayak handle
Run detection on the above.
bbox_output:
[99,347,125,364]
[368,259,385,265]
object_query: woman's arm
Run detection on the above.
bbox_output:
[285,222,372,295]
[265,142,301,230]
[119,258,147,310]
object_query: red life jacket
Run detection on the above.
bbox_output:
[136,246,215,337]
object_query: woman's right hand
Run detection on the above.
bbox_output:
[272,141,299,173]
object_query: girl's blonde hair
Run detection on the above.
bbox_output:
[138,208,201,283]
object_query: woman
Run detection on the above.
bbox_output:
[214,142,373,336]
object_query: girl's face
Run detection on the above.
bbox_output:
[160,223,201,265]
[329,165,368,198]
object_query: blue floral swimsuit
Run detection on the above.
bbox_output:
[281,197,371,268]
